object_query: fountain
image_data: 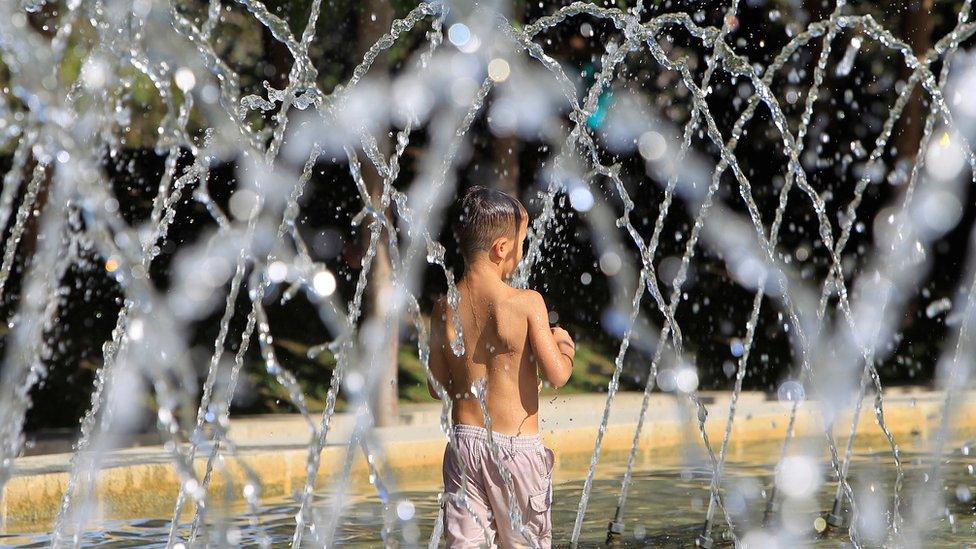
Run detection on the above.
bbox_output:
[0,0,974,547]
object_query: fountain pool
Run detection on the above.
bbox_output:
[4,431,976,547]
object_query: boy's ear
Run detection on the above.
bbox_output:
[490,236,510,261]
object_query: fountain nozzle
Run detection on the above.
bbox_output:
[695,518,715,549]
[695,533,714,548]
[605,520,624,544]
[825,497,847,528]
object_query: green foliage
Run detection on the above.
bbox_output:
[240,336,342,414]
[397,346,436,403]
[238,335,620,414]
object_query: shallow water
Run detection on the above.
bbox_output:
[6,437,976,547]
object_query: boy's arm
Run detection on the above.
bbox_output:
[427,298,452,400]
[524,290,574,388]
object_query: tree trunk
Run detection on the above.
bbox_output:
[897,0,933,161]
[491,2,524,197]
[357,1,399,427]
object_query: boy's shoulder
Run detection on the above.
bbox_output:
[502,287,547,318]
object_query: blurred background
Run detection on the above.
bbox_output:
[0,0,972,433]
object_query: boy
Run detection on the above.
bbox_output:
[428,186,575,548]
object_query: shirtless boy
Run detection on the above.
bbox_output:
[428,186,575,548]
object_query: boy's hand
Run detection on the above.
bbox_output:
[552,326,575,360]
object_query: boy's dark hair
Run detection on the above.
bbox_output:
[454,186,527,261]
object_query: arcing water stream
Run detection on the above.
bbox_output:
[0,0,975,547]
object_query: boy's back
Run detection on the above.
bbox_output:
[434,277,539,435]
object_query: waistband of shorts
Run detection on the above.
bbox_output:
[452,424,542,448]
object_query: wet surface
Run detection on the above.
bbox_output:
[6,436,976,547]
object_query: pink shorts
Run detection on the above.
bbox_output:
[442,424,554,548]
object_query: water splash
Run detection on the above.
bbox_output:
[0,1,973,547]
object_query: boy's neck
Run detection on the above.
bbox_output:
[463,257,507,284]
